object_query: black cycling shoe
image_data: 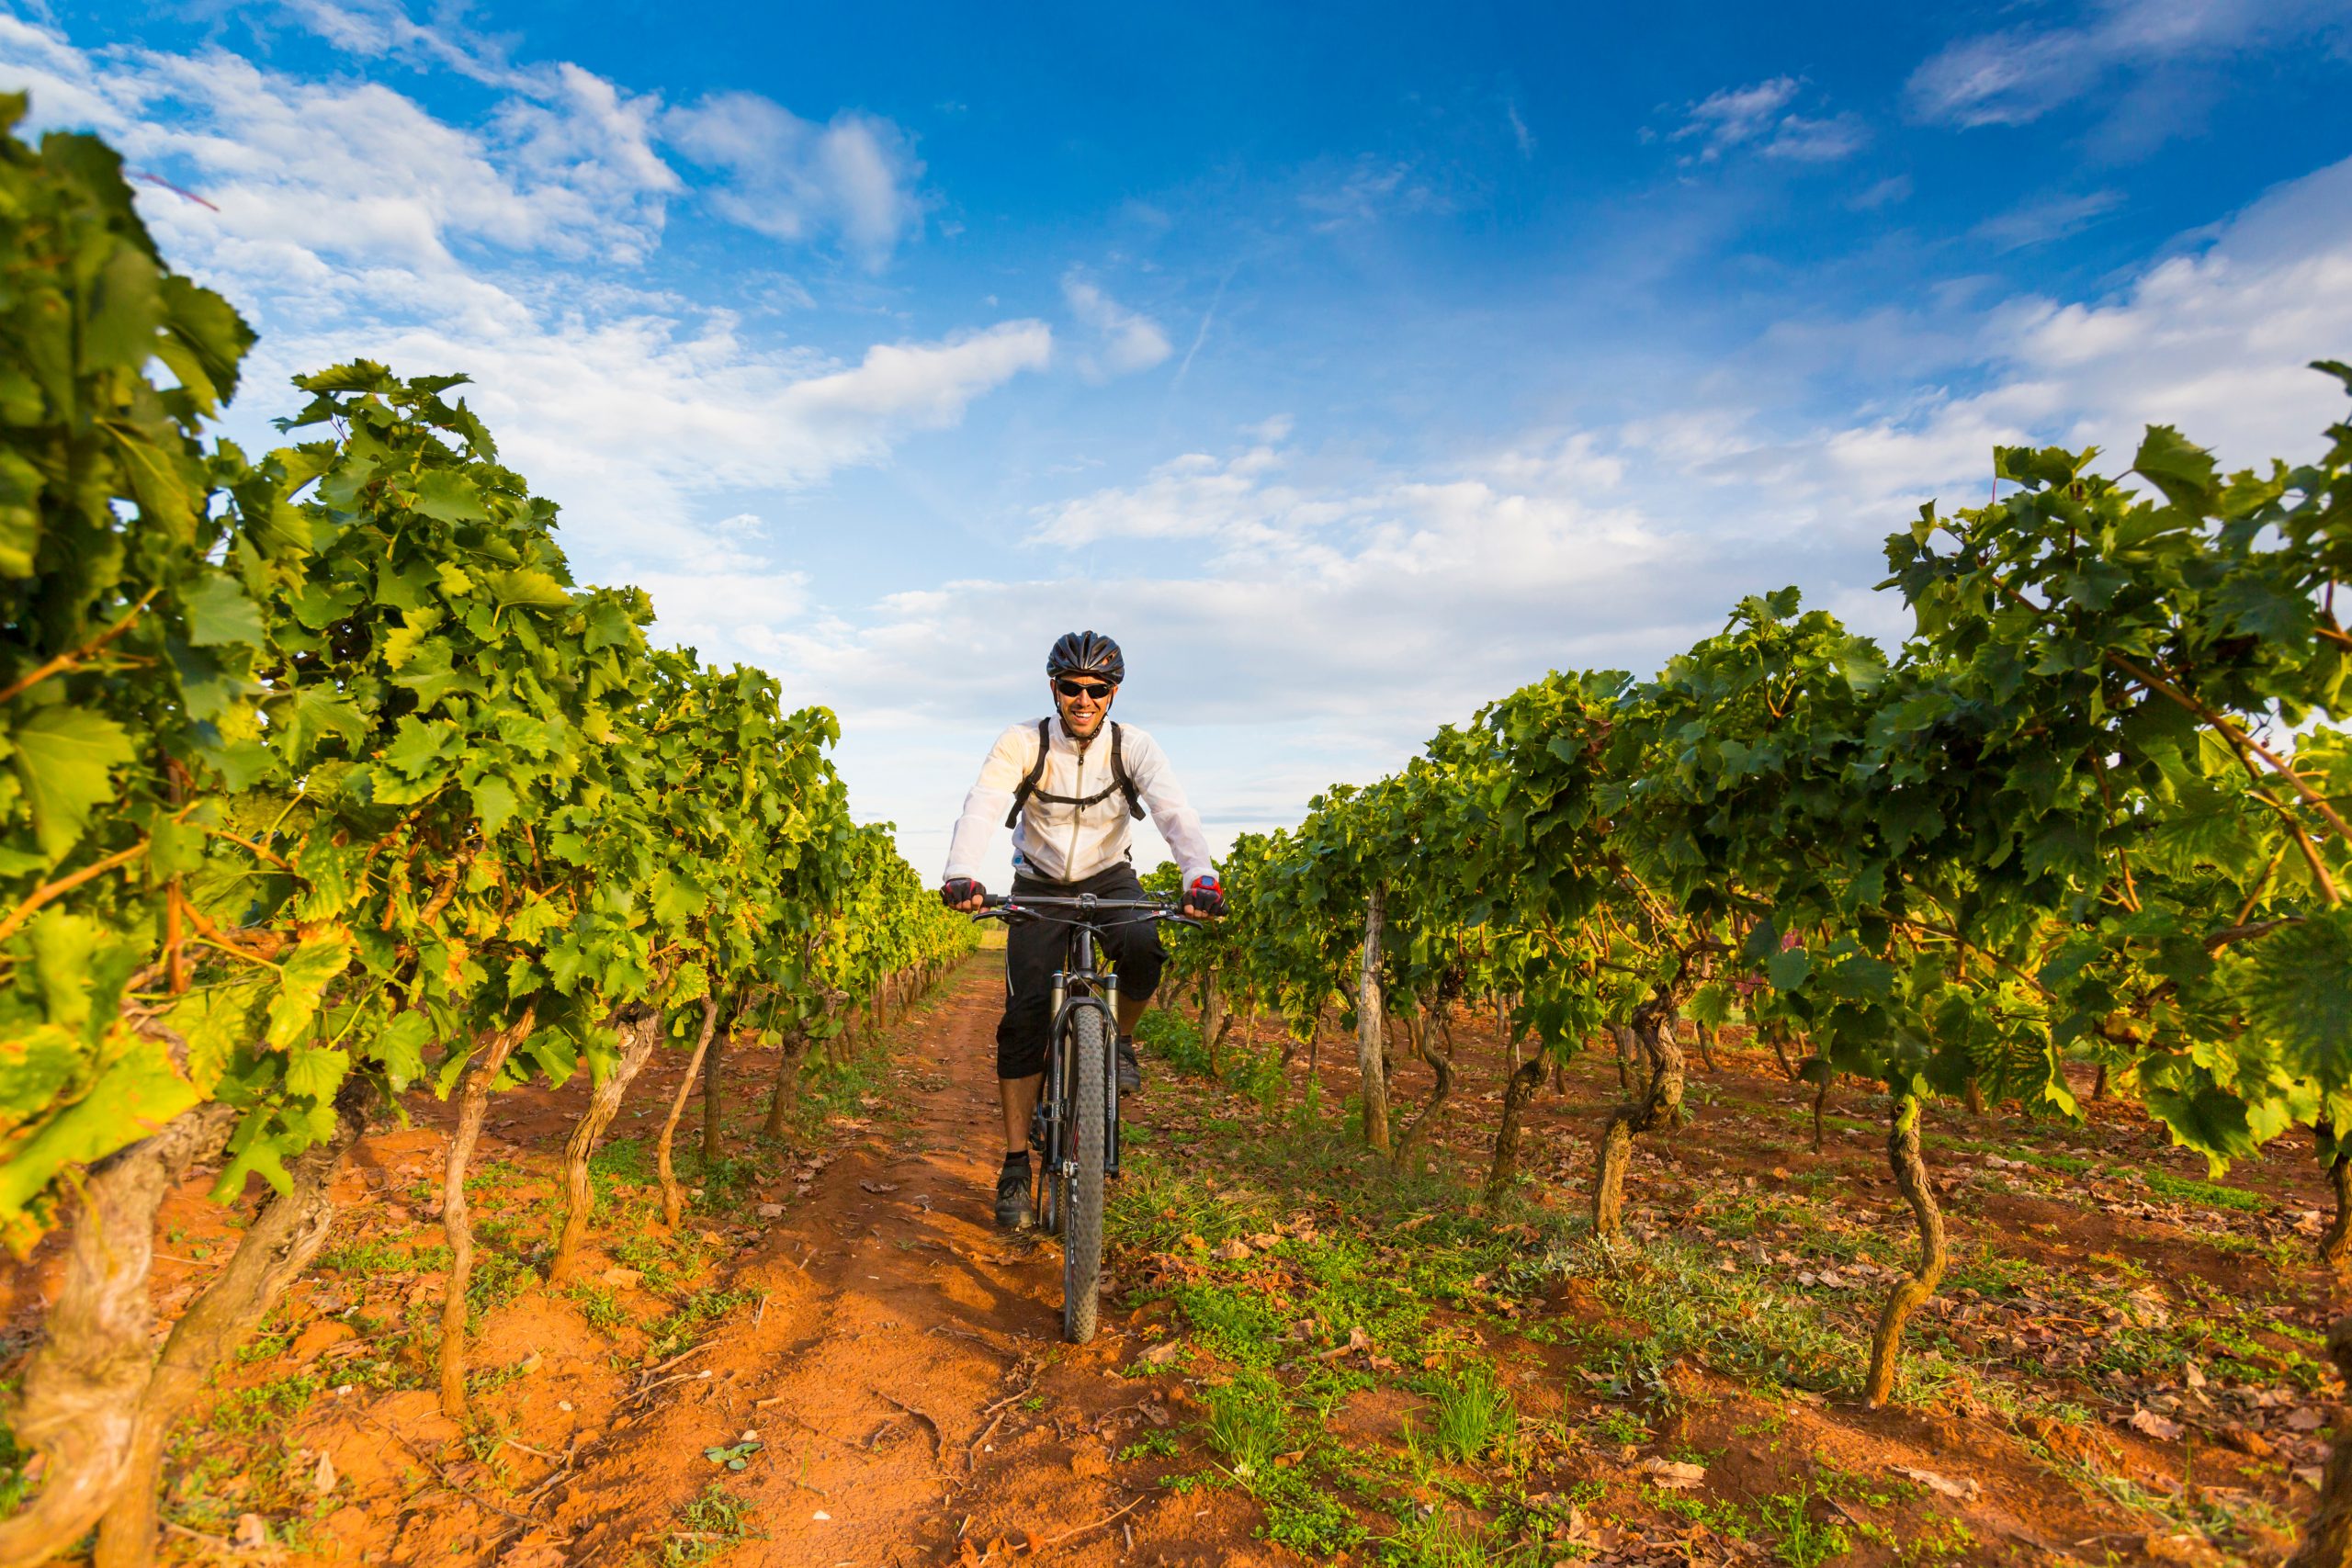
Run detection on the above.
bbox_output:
[1116,1036,1143,1094]
[994,1159,1034,1230]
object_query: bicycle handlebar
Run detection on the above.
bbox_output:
[969,892,1204,929]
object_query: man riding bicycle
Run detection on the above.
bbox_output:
[941,631,1225,1229]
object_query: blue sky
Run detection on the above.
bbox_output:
[7,0,2352,885]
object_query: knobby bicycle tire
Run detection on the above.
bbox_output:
[1062,1005,1108,1343]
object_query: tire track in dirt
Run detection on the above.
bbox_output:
[534,955,1270,1567]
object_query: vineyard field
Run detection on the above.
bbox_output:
[40,953,2331,1566]
[1119,998,2335,1565]
[6,68,2352,1568]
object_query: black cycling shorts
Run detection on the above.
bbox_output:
[996,861,1165,1079]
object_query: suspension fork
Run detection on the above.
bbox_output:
[1048,983,1121,1179]
[1104,972,1123,1179]
[1041,969,1068,1168]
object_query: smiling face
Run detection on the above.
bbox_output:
[1052,675,1116,738]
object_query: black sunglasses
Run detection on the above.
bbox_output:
[1055,678,1114,700]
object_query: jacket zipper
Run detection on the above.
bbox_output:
[1067,728,1089,874]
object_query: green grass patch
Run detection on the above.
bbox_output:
[663,1482,759,1567]
[646,1286,763,1361]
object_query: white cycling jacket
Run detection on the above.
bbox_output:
[944,716,1217,888]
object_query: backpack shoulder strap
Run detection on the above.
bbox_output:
[1003,718,1052,829]
[1109,723,1145,820]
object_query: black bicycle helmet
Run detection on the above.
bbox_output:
[1046,630,1125,684]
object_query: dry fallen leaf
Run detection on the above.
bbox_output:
[859,1181,899,1194]
[1890,1463,1980,1501]
[1211,1237,1251,1261]
[1640,1458,1706,1488]
[233,1513,267,1550]
[2130,1407,2186,1442]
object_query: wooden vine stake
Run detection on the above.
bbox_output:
[440,1003,537,1420]
[1356,884,1390,1152]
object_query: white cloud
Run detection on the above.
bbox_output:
[1907,0,2349,130]
[0,17,1047,658]
[1506,99,1535,158]
[1060,274,1172,381]
[1,24,676,278]
[763,145,2352,864]
[1669,77,1867,164]
[273,0,522,86]
[1674,76,1802,158]
[1851,174,1913,209]
[1763,113,1870,162]
[662,91,924,266]
[1973,188,2126,251]
[1299,156,1450,229]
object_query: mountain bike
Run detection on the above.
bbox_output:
[975,891,1197,1343]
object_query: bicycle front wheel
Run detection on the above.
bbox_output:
[1061,1004,1107,1343]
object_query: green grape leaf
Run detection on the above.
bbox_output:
[412,469,490,523]
[184,570,266,647]
[0,1027,200,1221]
[483,569,573,614]
[266,930,355,1048]
[2132,424,2219,511]
[284,1045,349,1100]
[10,704,134,859]
[371,1011,433,1091]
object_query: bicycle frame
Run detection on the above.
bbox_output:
[975,889,1197,1340]
[980,892,1193,1190]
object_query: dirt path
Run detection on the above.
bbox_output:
[517,957,1264,1567]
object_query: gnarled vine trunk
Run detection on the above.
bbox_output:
[2323,1122,2352,1273]
[657,995,724,1230]
[0,1102,239,1565]
[548,1005,662,1283]
[97,1085,370,1568]
[701,1017,727,1163]
[1198,969,1225,1066]
[1693,1019,1719,1073]
[1589,999,1686,1239]
[2290,1317,2352,1567]
[762,1021,815,1139]
[1356,885,1390,1152]
[1486,1051,1547,1206]
[441,1003,537,1419]
[1391,1001,1454,1169]
[1862,1091,1946,1407]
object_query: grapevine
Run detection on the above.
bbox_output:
[0,102,973,1559]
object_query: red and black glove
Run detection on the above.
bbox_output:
[942,877,986,908]
[1182,874,1226,918]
